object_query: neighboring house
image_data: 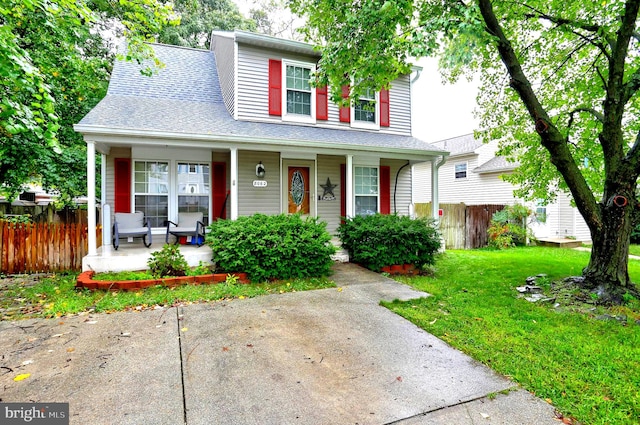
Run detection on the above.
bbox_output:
[75,30,448,269]
[412,133,591,242]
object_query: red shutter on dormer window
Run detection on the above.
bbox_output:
[380,88,390,127]
[380,165,391,214]
[339,85,350,123]
[114,158,131,213]
[316,85,328,120]
[268,59,282,116]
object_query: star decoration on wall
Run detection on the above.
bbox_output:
[320,177,337,201]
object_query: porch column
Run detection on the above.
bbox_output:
[101,153,108,247]
[230,147,239,220]
[346,154,354,217]
[87,140,97,256]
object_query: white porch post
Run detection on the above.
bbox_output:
[346,154,354,217]
[101,153,108,247]
[87,141,97,256]
[230,147,239,220]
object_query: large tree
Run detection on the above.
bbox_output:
[156,0,256,48]
[0,0,178,203]
[290,0,640,303]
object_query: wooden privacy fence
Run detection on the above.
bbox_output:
[415,203,505,249]
[0,222,102,274]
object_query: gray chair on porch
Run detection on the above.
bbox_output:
[112,211,152,250]
[165,212,206,246]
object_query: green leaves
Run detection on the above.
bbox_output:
[206,214,336,283]
[0,0,179,203]
[337,214,441,271]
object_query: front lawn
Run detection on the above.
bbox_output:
[385,247,640,425]
[0,274,335,319]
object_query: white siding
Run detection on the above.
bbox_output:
[383,159,413,215]
[235,45,412,135]
[317,155,343,235]
[211,35,236,117]
[237,150,281,216]
[412,161,433,204]
[435,154,516,205]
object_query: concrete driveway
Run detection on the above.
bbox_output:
[0,263,558,424]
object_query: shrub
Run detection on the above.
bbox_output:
[337,214,441,271]
[487,204,532,249]
[206,214,337,282]
[147,244,189,277]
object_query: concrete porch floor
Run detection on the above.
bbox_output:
[82,238,349,273]
[82,241,214,273]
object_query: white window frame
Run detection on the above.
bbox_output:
[133,160,170,229]
[282,59,316,124]
[454,162,468,179]
[354,165,379,216]
[177,162,211,223]
[351,89,380,130]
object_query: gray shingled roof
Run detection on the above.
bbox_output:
[473,156,518,173]
[77,43,445,155]
[430,133,482,156]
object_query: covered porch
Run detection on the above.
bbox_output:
[82,237,349,273]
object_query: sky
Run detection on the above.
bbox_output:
[410,57,479,143]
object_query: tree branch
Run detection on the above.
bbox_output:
[478,0,602,230]
[522,3,616,51]
[569,107,605,123]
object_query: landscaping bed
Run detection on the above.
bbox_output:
[76,270,249,291]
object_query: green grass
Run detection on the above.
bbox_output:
[384,246,640,425]
[628,244,640,257]
[0,274,335,319]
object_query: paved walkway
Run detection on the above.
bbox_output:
[0,263,559,424]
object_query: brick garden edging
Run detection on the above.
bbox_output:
[76,271,249,291]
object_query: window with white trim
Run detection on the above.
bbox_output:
[351,88,379,129]
[354,88,376,123]
[355,166,378,216]
[454,162,467,179]
[134,161,169,227]
[283,61,315,123]
[177,162,210,223]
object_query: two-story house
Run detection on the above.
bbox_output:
[75,30,448,271]
[412,133,591,245]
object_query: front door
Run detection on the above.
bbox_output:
[288,166,310,214]
[282,159,315,216]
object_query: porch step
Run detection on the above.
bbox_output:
[535,238,583,249]
[331,248,349,263]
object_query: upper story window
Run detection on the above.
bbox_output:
[282,60,316,123]
[454,162,467,179]
[286,65,312,116]
[353,88,377,124]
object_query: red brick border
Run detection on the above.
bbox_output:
[76,271,249,291]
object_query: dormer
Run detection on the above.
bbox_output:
[210,30,412,136]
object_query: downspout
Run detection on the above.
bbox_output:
[432,154,448,221]
[393,161,411,214]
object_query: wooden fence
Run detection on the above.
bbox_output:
[0,222,102,274]
[415,203,505,249]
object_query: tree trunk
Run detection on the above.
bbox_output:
[582,197,635,304]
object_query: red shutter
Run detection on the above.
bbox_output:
[268,59,282,116]
[316,85,328,120]
[212,162,227,220]
[114,158,131,213]
[380,88,390,127]
[380,165,391,214]
[339,85,350,123]
[340,164,346,222]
